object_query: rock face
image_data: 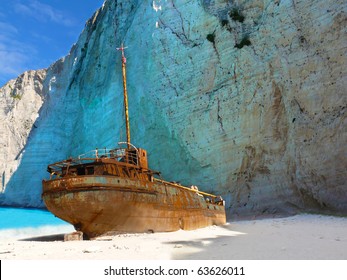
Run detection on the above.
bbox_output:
[0,70,46,206]
[0,0,346,216]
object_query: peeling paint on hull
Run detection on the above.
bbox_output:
[42,175,226,238]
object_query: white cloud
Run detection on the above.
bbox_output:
[0,48,27,76]
[0,1,78,85]
[14,0,75,27]
[0,22,35,85]
[0,22,18,35]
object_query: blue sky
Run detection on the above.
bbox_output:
[0,0,104,86]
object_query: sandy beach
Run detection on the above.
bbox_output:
[0,214,346,260]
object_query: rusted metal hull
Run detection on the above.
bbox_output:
[42,175,226,238]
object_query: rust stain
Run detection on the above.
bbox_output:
[42,146,226,238]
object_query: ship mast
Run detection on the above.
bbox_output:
[117,44,130,149]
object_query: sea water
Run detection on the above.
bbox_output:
[0,207,73,239]
[0,207,69,229]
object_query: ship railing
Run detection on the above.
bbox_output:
[73,148,139,165]
[76,143,139,165]
[153,178,225,206]
[47,147,140,175]
[75,148,122,159]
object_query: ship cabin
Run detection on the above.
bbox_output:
[46,145,159,182]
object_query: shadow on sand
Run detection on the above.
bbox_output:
[163,223,248,260]
[19,233,66,242]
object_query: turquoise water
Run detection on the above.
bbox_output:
[0,207,69,229]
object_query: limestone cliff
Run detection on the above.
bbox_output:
[0,70,46,206]
[0,0,346,217]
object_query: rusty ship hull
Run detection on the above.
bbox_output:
[42,174,226,238]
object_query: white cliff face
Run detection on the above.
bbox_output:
[0,70,46,205]
[0,0,346,216]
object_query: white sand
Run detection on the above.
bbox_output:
[0,214,346,260]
